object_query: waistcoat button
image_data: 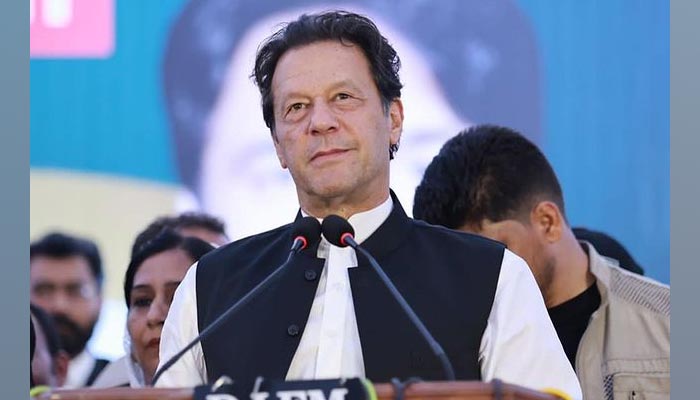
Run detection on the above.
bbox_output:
[304,269,317,281]
[287,324,300,336]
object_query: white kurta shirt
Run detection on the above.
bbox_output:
[286,196,393,379]
[63,349,99,388]
[156,198,582,399]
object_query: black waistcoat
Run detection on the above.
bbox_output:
[196,193,504,392]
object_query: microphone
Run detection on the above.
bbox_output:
[321,215,456,381]
[151,216,322,386]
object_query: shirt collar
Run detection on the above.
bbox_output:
[345,196,393,244]
[64,349,96,388]
[302,196,394,255]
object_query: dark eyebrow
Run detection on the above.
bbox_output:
[278,79,364,104]
[327,79,364,94]
[130,284,153,292]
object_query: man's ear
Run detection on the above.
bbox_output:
[529,201,564,243]
[271,130,288,169]
[54,350,70,388]
[388,98,404,148]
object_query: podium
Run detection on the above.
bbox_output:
[36,381,565,400]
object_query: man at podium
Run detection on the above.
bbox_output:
[156,10,582,399]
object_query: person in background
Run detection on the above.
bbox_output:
[30,232,107,388]
[131,212,229,258]
[30,304,70,392]
[31,315,35,386]
[413,125,670,399]
[92,229,215,387]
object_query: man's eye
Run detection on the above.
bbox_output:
[288,103,305,113]
[33,284,54,296]
[336,93,351,100]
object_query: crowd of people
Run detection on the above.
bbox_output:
[29,213,226,393]
[30,9,670,400]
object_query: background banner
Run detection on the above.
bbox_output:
[31,0,669,358]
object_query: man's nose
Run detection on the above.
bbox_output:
[308,101,338,135]
[50,291,72,314]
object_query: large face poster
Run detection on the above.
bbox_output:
[31,0,669,359]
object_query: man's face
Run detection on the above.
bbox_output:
[30,256,102,358]
[269,40,403,212]
[197,10,465,238]
[462,218,556,296]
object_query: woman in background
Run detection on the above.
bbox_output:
[92,229,214,387]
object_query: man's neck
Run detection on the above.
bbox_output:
[299,190,390,219]
[545,230,596,308]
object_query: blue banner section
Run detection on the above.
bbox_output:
[31,1,186,183]
[520,0,670,283]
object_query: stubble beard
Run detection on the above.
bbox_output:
[52,313,98,358]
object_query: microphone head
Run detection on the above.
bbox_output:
[321,215,355,247]
[291,216,322,250]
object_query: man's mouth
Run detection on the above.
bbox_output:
[310,148,350,162]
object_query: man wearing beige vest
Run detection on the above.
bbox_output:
[414,125,670,400]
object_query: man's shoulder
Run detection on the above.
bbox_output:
[90,356,131,388]
[197,223,293,269]
[409,218,506,251]
[590,261,670,382]
[603,263,670,318]
[216,223,292,254]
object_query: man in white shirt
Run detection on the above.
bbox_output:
[157,10,581,399]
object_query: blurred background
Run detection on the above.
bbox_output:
[30,0,669,360]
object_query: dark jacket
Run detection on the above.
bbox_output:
[196,193,505,391]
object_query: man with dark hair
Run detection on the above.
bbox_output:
[131,212,229,257]
[413,125,670,399]
[158,11,580,398]
[162,0,542,240]
[30,232,108,388]
[30,304,70,389]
